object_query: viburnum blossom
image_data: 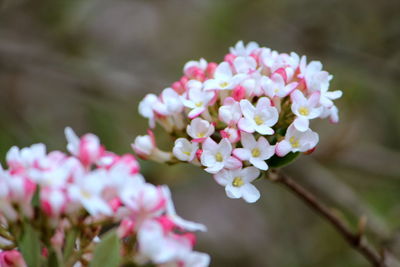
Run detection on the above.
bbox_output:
[0,128,209,267]
[136,41,342,203]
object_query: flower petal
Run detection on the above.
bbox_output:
[275,140,292,157]
[241,183,260,203]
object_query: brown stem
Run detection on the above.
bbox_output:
[267,170,385,267]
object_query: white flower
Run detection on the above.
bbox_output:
[203,62,241,91]
[214,167,260,203]
[183,58,208,74]
[132,133,172,163]
[218,97,242,126]
[238,97,279,135]
[175,251,211,267]
[136,219,191,264]
[6,143,46,170]
[291,90,323,132]
[233,132,275,170]
[321,105,339,123]
[173,138,198,162]
[262,73,298,98]
[65,127,103,166]
[275,124,319,157]
[229,40,259,56]
[186,118,215,142]
[40,188,67,217]
[138,94,158,128]
[200,138,241,174]
[68,170,112,216]
[240,71,265,97]
[153,88,184,116]
[181,80,215,119]
[233,56,257,74]
[122,183,166,221]
[132,135,155,158]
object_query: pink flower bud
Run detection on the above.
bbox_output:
[223,53,236,65]
[0,250,27,267]
[205,62,217,78]
[232,85,246,101]
[117,219,135,238]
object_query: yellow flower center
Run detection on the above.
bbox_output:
[274,88,280,93]
[252,148,260,157]
[215,152,223,162]
[254,115,264,125]
[289,137,300,148]
[183,151,191,156]
[195,101,203,107]
[298,107,310,116]
[197,132,205,138]
[81,190,92,199]
[220,81,229,88]
[232,177,244,187]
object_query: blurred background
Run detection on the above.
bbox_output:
[1,0,400,266]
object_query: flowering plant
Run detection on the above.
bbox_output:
[0,128,209,267]
[134,41,342,203]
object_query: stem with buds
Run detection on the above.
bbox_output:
[266,169,386,267]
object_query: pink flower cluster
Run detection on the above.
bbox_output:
[0,128,209,267]
[135,41,342,203]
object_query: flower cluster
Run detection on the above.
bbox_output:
[0,128,209,267]
[135,41,342,203]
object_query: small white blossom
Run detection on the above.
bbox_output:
[262,73,298,98]
[181,80,215,119]
[291,90,323,132]
[214,167,260,203]
[238,97,279,135]
[200,138,241,174]
[154,88,184,116]
[233,132,275,170]
[139,94,158,128]
[203,62,241,91]
[229,40,259,56]
[275,124,319,157]
[173,138,198,162]
[218,97,242,126]
[186,118,215,142]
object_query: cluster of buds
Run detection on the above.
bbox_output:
[135,41,342,203]
[0,128,209,267]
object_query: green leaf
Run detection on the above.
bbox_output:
[47,249,60,267]
[267,152,300,168]
[31,186,41,208]
[63,228,78,261]
[89,230,121,267]
[18,221,41,267]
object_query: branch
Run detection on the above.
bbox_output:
[267,170,386,267]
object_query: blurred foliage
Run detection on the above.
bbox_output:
[0,0,400,266]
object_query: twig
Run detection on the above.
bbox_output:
[267,170,386,267]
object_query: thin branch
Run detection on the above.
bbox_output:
[267,170,386,267]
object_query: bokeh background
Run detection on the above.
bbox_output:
[1,0,400,266]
